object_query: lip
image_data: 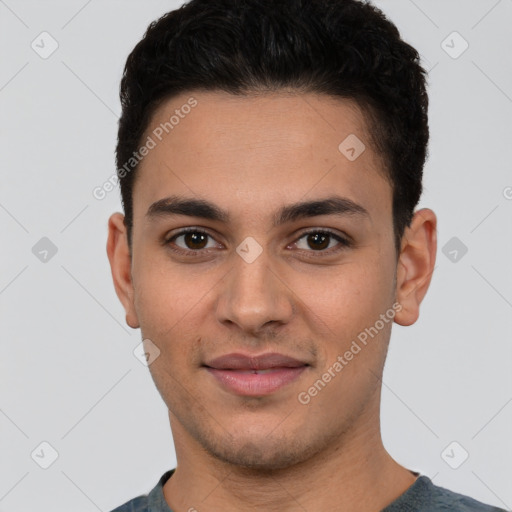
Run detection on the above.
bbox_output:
[204,352,309,397]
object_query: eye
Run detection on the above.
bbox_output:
[164,227,352,258]
[292,229,351,254]
[165,228,220,254]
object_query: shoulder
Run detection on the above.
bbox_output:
[109,495,148,512]
[387,475,508,512]
[427,479,507,512]
[108,469,175,512]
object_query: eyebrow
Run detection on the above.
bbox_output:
[146,194,370,226]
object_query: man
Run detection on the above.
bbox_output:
[106,0,506,510]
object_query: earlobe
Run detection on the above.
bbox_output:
[106,213,140,329]
[394,208,437,327]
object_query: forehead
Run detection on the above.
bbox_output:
[132,90,391,224]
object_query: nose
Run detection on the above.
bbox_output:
[215,247,294,336]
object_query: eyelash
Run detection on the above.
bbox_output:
[164,227,352,258]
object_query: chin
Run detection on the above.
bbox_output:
[202,431,319,471]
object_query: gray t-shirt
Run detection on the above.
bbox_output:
[110,470,508,511]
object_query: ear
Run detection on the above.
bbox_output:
[106,213,140,329]
[394,208,437,326]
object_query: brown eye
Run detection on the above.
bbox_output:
[166,229,218,252]
[182,232,208,250]
[306,232,330,250]
[295,230,349,253]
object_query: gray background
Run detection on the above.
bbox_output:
[1,0,511,510]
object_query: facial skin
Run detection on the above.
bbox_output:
[107,91,437,511]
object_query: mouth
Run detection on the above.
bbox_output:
[203,352,310,396]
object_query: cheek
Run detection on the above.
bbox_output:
[132,252,210,331]
[132,261,214,366]
[298,257,395,338]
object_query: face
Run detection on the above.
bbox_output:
[108,90,432,470]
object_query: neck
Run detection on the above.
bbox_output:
[163,404,417,512]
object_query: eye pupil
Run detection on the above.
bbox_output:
[185,232,208,249]
[307,233,329,250]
